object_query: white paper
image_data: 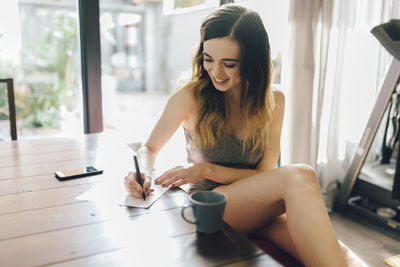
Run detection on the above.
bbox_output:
[121,182,169,208]
[76,181,169,209]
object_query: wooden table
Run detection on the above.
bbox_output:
[0,133,285,266]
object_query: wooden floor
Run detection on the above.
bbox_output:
[331,211,400,267]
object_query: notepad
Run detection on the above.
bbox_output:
[76,180,169,209]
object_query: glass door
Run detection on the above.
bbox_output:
[0,0,83,140]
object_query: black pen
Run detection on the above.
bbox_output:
[133,155,146,200]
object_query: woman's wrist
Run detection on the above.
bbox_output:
[195,162,213,180]
[197,162,218,182]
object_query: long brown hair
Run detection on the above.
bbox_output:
[180,4,274,152]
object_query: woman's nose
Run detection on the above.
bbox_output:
[211,63,224,78]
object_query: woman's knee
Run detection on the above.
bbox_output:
[283,164,319,193]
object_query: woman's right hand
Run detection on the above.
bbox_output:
[124,171,154,199]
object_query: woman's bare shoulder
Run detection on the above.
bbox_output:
[167,85,197,120]
[272,88,285,106]
[171,85,196,104]
[171,86,198,130]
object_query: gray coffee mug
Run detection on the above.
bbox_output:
[181,191,227,234]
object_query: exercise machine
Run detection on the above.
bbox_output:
[336,20,400,236]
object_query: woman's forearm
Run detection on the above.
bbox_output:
[137,145,157,176]
[201,162,263,184]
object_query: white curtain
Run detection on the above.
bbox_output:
[282,0,400,209]
[282,0,333,168]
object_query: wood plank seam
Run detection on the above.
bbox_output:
[0,194,189,241]
[0,201,87,216]
[37,247,125,267]
[0,178,107,197]
[0,159,97,180]
[0,156,94,168]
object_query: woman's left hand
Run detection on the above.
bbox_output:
[154,162,208,188]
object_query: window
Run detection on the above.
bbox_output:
[0,0,83,139]
[164,0,219,15]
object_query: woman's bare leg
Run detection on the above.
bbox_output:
[257,214,368,267]
[254,214,302,261]
[214,164,347,267]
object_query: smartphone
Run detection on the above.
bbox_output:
[55,166,103,181]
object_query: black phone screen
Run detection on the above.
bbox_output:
[55,166,103,181]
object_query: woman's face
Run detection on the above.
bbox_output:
[203,37,241,93]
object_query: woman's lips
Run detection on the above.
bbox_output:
[213,77,229,86]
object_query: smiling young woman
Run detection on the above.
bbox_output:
[124,4,352,267]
